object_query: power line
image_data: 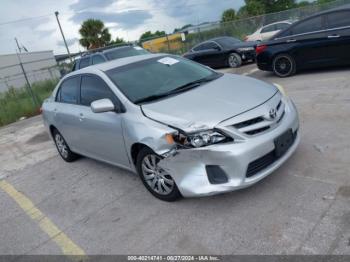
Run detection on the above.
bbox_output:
[0,14,52,26]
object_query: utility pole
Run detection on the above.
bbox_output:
[14,44,39,107]
[55,11,73,63]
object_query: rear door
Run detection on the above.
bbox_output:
[53,76,81,151]
[325,10,350,65]
[75,74,130,168]
[286,15,328,69]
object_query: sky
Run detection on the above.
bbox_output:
[0,0,245,55]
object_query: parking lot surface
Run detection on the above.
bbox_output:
[0,64,349,255]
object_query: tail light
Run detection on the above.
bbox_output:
[39,107,43,114]
[256,45,267,55]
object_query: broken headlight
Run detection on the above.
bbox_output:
[172,130,232,148]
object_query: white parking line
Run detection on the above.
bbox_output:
[243,68,260,76]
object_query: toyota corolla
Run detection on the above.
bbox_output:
[42,54,300,201]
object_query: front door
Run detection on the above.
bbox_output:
[76,74,130,168]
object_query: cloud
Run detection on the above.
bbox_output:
[57,37,78,47]
[36,29,56,37]
[70,10,152,29]
[70,0,116,11]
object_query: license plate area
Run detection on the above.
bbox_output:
[274,129,294,158]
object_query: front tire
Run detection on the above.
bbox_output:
[136,147,181,201]
[228,53,242,68]
[272,54,296,77]
[52,129,79,162]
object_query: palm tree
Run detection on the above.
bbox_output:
[79,19,111,49]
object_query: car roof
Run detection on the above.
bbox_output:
[66,53,165,77]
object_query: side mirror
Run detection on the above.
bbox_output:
[213,46,221,51]
[91,98,115,113]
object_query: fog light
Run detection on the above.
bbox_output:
[206,165,228,184]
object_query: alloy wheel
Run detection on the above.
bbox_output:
[55,133,68,159]
[141,154,175,195]
[228,54,240,68]
[273,56,293,77]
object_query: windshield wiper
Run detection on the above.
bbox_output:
[134,73,222,105]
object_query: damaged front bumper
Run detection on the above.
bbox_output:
[158,97,299,198]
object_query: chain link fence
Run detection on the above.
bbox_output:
[0,51,61,126]
[140,0,350,54]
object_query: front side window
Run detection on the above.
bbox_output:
[215,37,241,49]
[80,75,117,106]
[79,57,90,69]
[275,23,290,31]
[104,47,149,60]
[92,55,106,65]
[106,56,220,104]
[291,16,323,35]
[57,77,79,104]
[327,11,350,29]
[193,44,206,51]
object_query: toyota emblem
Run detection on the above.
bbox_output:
[269,108,277,119]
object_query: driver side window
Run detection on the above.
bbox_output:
[80,75,119,107]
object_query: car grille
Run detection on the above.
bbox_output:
[233,99,285,136]
[246,130,297,178]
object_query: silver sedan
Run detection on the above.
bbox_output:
[42,54,299,201]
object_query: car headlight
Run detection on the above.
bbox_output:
[237,47,254,52]
[170,130,232,148]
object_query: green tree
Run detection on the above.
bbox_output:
[79,19,111,49]
[110,37,126,45]
[221,8,236,23]
[139,30,166,42]
[297,1,311,7]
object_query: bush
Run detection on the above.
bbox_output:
[0,79,58,127]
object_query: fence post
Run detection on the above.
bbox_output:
[165,34,171,53]
[15,52,40,107]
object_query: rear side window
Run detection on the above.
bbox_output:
[291,16,324,35]
[92,55,106,65]
[57,77,79,104]
[80,75,118,106]
[79,57,90,69]
[327,11,350,29]
[261,24,276,33]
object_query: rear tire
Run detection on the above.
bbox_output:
[228,53,242,68]
[136,147,182,202]
[272,54,296,77]
[52,129,79,162]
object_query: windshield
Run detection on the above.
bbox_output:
[104,47,149,60]
[216,37,241,49]
[106,56,220,104]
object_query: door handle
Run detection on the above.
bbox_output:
[327,35,340,38]
[54,108,58,116]
[286,39,296,43]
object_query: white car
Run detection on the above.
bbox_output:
[245,21,293,42]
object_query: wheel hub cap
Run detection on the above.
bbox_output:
[141,154,175,195]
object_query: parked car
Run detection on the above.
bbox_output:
[72,46,149,71]
[245,20,294,42]
[42,54,300,201]
[183,36,257,68]
[256,7,350,77]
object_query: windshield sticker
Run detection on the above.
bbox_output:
[134,46,143,50]
[157,57,179,66]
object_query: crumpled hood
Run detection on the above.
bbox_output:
[141,73,278,132]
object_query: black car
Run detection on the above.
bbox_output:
[256,7,350,77]
[72,46,149,71]
[183,37,257,68]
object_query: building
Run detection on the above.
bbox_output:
[0,50,61,92]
